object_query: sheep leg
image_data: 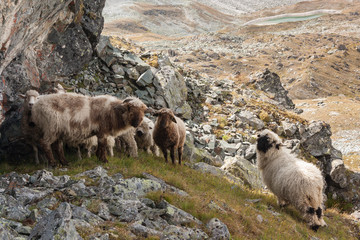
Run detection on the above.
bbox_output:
[170,147,176,164]
[40,141,57,167]
[53,140,68,166]
[178,146,183,165]
[32,145,39,165]
[77,146,82,160]
[161,148,168,163]
[107,145,114,157]
[128,137,138,158]
[96,137,108,163]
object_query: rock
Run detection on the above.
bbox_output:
[300,121,342,160]
[256,215,263,223]
[125,67,140,80]
[107,199,143,222]
[29,202,82,240]
[221,156,263,189]
[130,222,162,238]
[70,204,103,226]
[157,200,202,226]
[154,55,192,119]
[160,225,208,240]
[136,69,154,87]
[0,195,30,222]
[113,178,162,199]
[14,187,53,206]
[237,110,265,130]
[281,121,298,137]
[255,69,295,109]
[207,218,230,240]
[202,125,212,134]
[193,162,225,177]
[142,173,188,197]
[244,144,257,161]
[183,134,217,164]
[97,202,112,221]
[0,218,19,239]
[330,159,348,188]
[75,166,108,179]
[219,140,241,155]
[29,170,70,188]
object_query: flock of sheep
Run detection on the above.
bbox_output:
[20,88,185,167]
[20,87,326,231]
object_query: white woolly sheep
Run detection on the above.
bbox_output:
[115,128,138,158]
[82,135,115,158]
[256,129,326,231]
[153,108,186,164]
[135,116,159,156]
[30,93,147,166]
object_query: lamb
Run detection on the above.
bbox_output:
[19,90,41,164]
[115,128,138,158]
[153,108,186,164]
[30,93,147,166]
[256,129,326,231]
[135,116,159,156]
[82,135,115,158]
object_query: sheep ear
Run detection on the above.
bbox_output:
[114,104,127,113]
[19,94,26,99]
[123,98,132,103]
[170,115,177,123]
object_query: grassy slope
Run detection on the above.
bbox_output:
[1,152,359,239]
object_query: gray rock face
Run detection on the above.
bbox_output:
[221,156,263,189]
[207,218,230,240]
[237,110,265,130]
[29,202,82,240]
[255,69,295,110]
[0,219,19,240]
[0,0,106,159]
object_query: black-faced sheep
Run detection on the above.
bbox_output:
[19,90,41,164]
[153,108,186,164]
[115,128,138,158]
[256,129,326,231]
[31,93,147,166]
[135,116,159,156]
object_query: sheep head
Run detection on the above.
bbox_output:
[19,90,40,110]
[154,108,177,127]
[121,97,147,128]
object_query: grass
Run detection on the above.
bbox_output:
[1,151,359,239]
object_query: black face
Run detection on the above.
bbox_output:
[257,135,273,153]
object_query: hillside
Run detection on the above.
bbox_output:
[0,153,359,239]
[1,0,360,239]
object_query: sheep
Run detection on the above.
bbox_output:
[115,128,138,158]
[135,116,159,156]
[153,108,186,164]
[30,93,147,166]
[256,129,326,231]
[19,90,41,164]
[82,135,115,158]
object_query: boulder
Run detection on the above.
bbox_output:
[221,156,263,189]
[207,218,230,240]
[237,110,265,130]
[255,69,295,110]
[29,202,82,240]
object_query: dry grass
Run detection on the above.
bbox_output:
[1,150,359,239]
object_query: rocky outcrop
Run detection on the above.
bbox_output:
[0,166,229,239]
[254,69,295,110]
[0,0,106,160]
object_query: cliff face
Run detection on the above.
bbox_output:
[0,0,105,121]
[0,0,105,157]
